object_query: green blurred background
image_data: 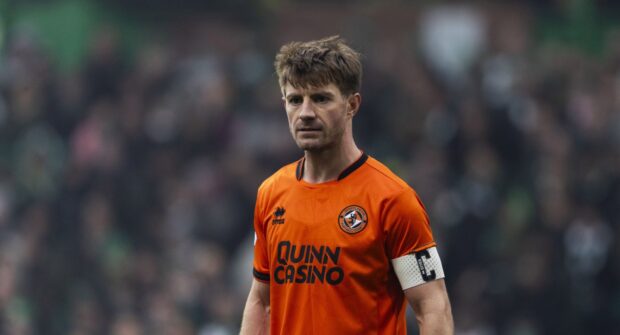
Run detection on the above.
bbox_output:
[1,0,619,334]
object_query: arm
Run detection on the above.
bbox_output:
[240,279,270,335]
[405,279,453,335]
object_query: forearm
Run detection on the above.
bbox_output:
[240,280,270,335]
[240,299,269,335]
[416,306,453,335]
[405,279,453,335]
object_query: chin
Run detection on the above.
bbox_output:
[297,144,322,151]
[296,139,335,152]
[296,140,325,151]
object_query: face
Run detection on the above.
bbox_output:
[283,83,358,152]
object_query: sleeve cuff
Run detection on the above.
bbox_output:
[253,268,270,282]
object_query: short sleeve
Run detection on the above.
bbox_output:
[384,188,436,260]
[252,188,270,282]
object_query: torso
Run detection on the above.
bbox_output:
[253,154,434,335]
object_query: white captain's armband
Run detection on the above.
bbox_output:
[391,247,445,290]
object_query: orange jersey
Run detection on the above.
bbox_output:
[253,153,436,335]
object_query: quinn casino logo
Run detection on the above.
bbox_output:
[338,205,368,234]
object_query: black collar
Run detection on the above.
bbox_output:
[296,153,369,181]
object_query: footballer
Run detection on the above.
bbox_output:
[240,36,453,335]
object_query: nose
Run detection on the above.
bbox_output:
[299,99,316,120]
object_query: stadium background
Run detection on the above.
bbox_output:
[0,0,619,334]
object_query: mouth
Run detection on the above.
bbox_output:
[297,127,322,133]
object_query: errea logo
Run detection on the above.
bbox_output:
[273,207,286,225]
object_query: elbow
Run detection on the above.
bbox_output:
[438,294,453,320]
[405,279,454,333]
[415,296,454,334]
[440,300,454,329]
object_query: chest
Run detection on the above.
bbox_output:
[263,186,384,258]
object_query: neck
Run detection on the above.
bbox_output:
[302,140,362,184]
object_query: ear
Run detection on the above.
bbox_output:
[347,93,362,117]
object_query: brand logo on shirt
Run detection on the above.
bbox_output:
[272,207,286,225]
[338,205,368,234]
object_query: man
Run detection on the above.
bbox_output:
[240,36,453,334]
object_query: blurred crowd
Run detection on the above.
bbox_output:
[0,1,619,334]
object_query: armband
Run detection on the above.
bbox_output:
[391,247,445,290]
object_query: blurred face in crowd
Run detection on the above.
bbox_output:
[283,83,359,152]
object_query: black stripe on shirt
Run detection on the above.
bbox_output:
[253,268,270,282]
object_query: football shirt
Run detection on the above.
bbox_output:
[253,153,437,334]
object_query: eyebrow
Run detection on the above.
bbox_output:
[285,91,335,99]
[311,92,335,98]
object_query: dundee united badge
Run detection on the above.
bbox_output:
[338,205,368,234]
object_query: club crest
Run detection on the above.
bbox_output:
[338,205,368,234]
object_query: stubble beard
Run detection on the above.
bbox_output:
[294,126,345,153]
[296,136,328,152]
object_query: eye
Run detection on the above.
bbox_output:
[312,94,330,104]
[288,96,303,105]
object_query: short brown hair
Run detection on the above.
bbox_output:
[274,36,362,96]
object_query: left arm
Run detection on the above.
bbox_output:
[384,189,453,333]
[404,279,453,335]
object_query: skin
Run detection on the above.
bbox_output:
[240,280,270,335]
[240,82,454,334]
[405,279,454,334]
[282,82,362,184]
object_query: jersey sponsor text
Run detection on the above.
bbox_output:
[274,240,344,285]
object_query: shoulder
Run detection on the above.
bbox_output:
[254,160,299,219]
[361,156,429,216]
[362,156,416,197]
[364,158,431,232]
[257,159,300,198]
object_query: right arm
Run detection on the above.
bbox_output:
[240,279,270,335]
